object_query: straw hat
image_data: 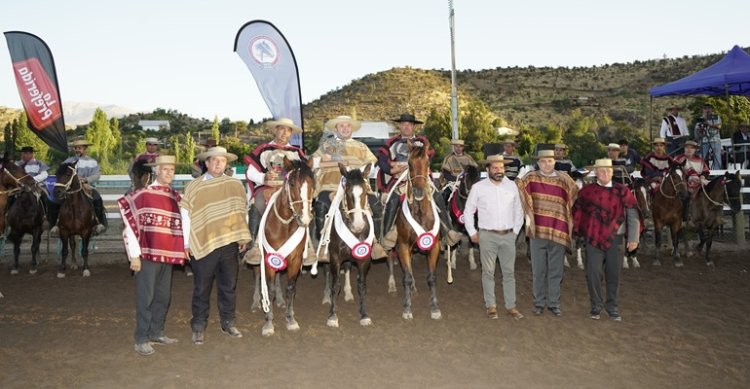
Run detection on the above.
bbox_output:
[683,140,699,148]
[586,158,614,170]
[325,116,361,132]
[144,137,162,145]
[652,137,666,145]
[196,146,238,162]
[451,139,465,146]
[266,118,302,134]
[534,150,556,159]
[480,154,513,166]
[145,155,178,167]
[606,143,621,150]
[69,139,91,147]
[554,143,568,150]
[503,139,518,147]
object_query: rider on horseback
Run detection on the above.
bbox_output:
[439,138,477,202]
[640,137,674,193]
[673,140,710,221]
[49,139,107,236]
[243,118,307,264]
[606,143,631,185]
[311,115,387,260]
[11,146,50,225]
[376,113,463,251]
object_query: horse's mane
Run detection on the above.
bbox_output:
[130,160,152,190]
[344,167,366,186]
[465,165,480,182]
[705,175,725,192]
[55,162,76,176]
[289,158,314,180]
[409,144,427,159]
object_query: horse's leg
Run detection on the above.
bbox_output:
[9,233,21,275]
[68,237,78,271]
[696,226,707,252]
[469,243,478,270]
[262,271,276,336]
[705,227,716,267]
[343,261,354,302]
[445,244,454,269]
[275,273,286,308]
[358,259,373,326]
[426,244,442,320]
[672,225,683,267]
[30,229,42,274]
[81,236,91,277]
[576,244,584,270]
[653,224,662,266]
[285,262,301,331]
[251,266,261,312]
[387,251,397,293]
[57,235,69,278]
[321,263,332,305]
[397,243,415,320]
[327,258,341,327]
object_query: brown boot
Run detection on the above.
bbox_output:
[371,242,388,260]
[243,245,261,265]
[444,230,463,246]
[382,227,398,251]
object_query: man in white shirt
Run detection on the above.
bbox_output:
[464,155,525,320]
[659,106,689,155]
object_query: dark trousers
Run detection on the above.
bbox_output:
[134,260,173,344]
[190,243,239,332]
[585,235,623,314]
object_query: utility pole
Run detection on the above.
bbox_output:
[449,0,459,140]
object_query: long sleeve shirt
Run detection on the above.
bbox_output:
[62,155,101,185]
[15,159,49,183]
[463,177,524,237]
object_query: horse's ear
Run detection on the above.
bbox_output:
[338,162,347,177]
[362,163,372,178]
[282,156,293,172]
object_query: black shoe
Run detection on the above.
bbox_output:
[607,310,622,322]
[221,326,243,338]
[548,307,562,317]
[590,309,601,320]
[192,331,204,345]
[532,306,544,315]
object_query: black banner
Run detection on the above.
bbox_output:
[4,31,68,153]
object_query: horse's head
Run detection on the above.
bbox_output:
[462,164,480,192]
[666,160,689,201]
[631,178,651,219]
[54,162,80,200]
[723,171,743,214]
[407,141,431,201]
[282,156,315,227]
[339,162,372,234]
[130,160,153,190]
[0,157,36,191]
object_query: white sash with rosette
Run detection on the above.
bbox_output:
[401,196,440,250]
[317,177,375,260]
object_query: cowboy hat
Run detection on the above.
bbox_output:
[392,113,423,124]
[20,146,34,153]
[451,139,465,146]
[683,140,700,148]
[554,143,568,150]
[534,150,556,159]
[144,137,162,145]
[479,154,514,166]
[197,146,238,162]
[652,137,666,145]
[69,139,91,147]
[145,155,178,167]
[266,118,302,134]
[606,143,621,150]
[586,158,614,170]
[502,139,518,147]
[325,116,361,132]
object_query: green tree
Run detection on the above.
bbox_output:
[171,135,181,163]
[14,113,50,160]
[85,108,115,168]
[211,116,220,142]
[109,117,121,159]
[462,101,500,162]
[423,108,453,166]
[184,131,196,165]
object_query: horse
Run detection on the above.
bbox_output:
[257,157,315,336]
[622,178,650,269]
[0,160,46,275]
[444,165,481,271]
[651,162,689,267]
[53,162,97,278]
[388,142,443,320]
[320,163,375,327]
[684,171,742,266]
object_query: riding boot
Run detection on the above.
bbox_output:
[682,196,691,222]
[40,192,50,230]
[313,198,330,262]
[381,194,401,250]
[243,206,263,265]
[48,201,60,237]
[433,191,463,246]
[93,197,107,235]
[367,193,387,259]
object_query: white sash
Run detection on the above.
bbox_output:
[401,195,440,250]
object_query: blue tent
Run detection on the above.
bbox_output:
[650,45,750,97]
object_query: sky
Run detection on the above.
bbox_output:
[1,0,748,123]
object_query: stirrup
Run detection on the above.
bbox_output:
[382,228,398,251]
[50,225,59,238]
[371,242,388,260]
[94,224,107,235]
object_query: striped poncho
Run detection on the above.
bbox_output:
[180,175,252,260]
[516,171,578,249]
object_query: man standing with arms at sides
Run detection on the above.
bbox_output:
[659,106,689,155]
[464,155,525,320]
[119,155,186,356]
[573,159,640,322]
[180,147,251,344]
[516,149,578,317]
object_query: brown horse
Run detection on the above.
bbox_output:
[651,161,689,267]
[0,160,46,275]
[322,162,374,327]
[390,142,442,320]
[258,157,315,336]
[53,162,96,278]
[685,171,742,266]
[444,164,481,273]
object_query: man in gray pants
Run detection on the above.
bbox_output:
[463,155,525,320]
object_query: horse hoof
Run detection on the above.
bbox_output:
[326,318,339,328]
[262,325,275,337]
[623,260,630,269]
[321,296,332,305]
[10,269,19,275]
[564,260,570,268]
[652,260,662,267]
[344,293,354,302]
[633,259,640,268]
[674,261,684,268]
[360,317,373,326]
[431,310,442,320]
[250,302,261,312]
[402,312,413,320]
[706,261,715,267]
[577,264,584,270]
[29,268,37,275]
[56,272,66,278]
[82,269,91,277]
[287,321,300,331]
[388,285,397,294]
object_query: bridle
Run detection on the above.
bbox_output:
[272,167,313,226]
[54,165,83,199]
[406,157,432,204]
[658,169,687,199]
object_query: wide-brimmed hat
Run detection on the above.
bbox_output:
[683,140,699,148]
[667,105,682,111]
[652,137,666,145]
[69,139,91,147]
[739,122,750,129]
[145,155,178,167]
[20,146,34,153]
[266,118,302,134]
[554,143,567,150]
[145,137,162,145]
[534,150,556,159]
[325,116,361,132]
[392,113,423,124]
[606,143,621,150]
[586,158,613,170]
[197,146,238,162]
[480,154,514,166]
[503,139,518,147]
[451,139,465,146]
[203,138,218,148]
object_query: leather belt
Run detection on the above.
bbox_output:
[481,228,513,236]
